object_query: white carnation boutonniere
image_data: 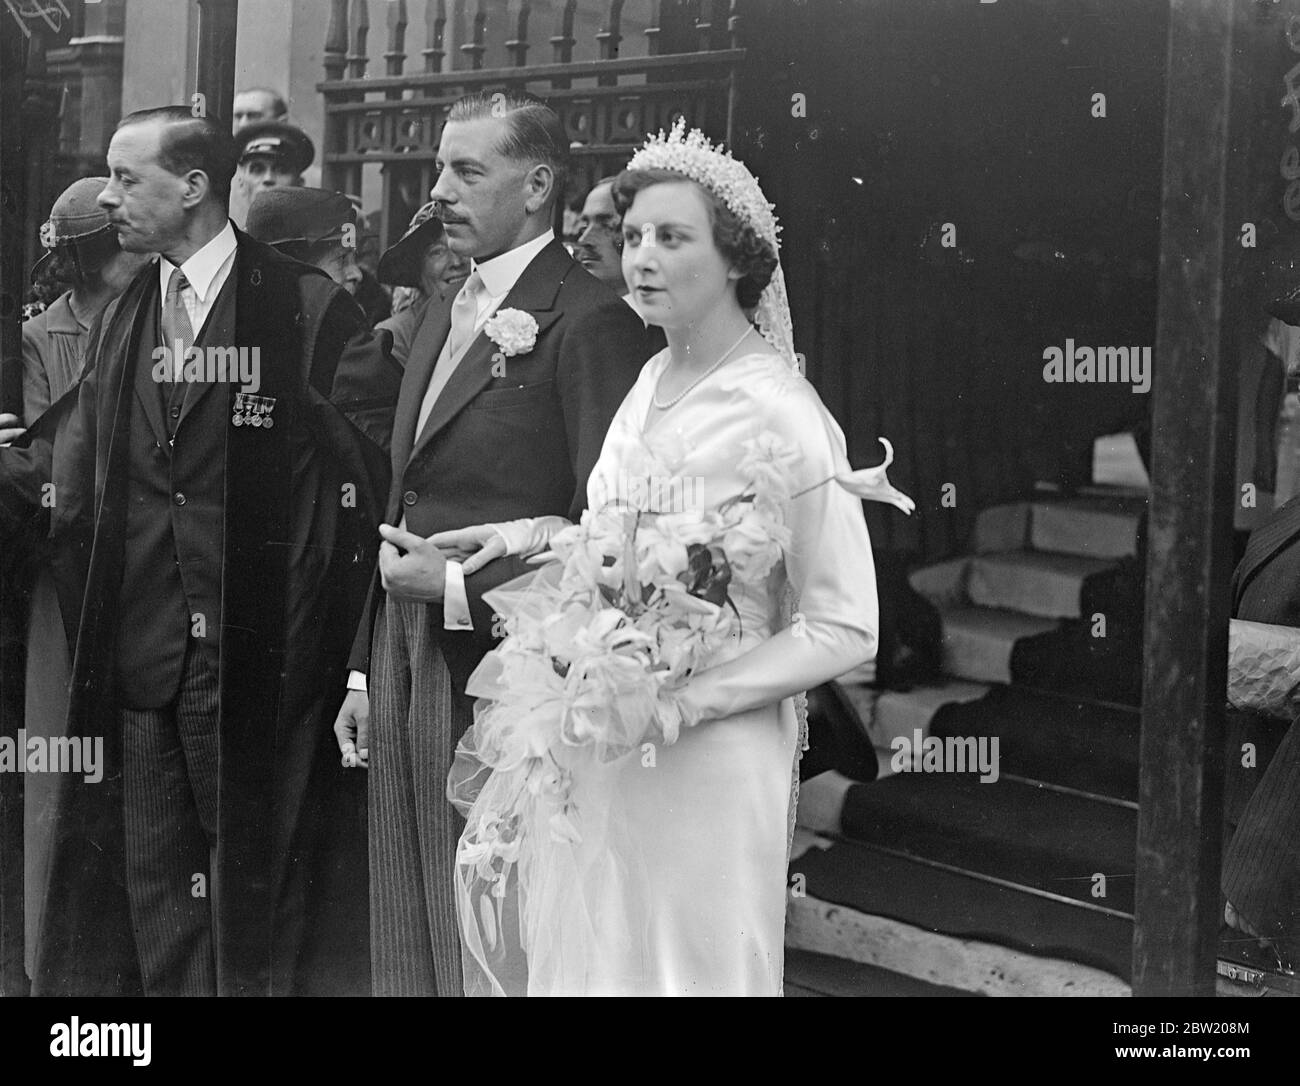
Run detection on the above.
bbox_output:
[483,308,539,357]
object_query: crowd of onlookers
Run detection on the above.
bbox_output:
[21,85,648,383]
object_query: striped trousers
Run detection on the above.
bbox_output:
[369,597,472,996]
[121,645,220,996]
[1223,718,1300,962]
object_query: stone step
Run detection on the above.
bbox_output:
[967,549,1118,619]
[838,775,1138,913]
[928,686,1140,802]
[790,829,1134,981]
[782,945,980,997]
[971,491,1145,561]
[786,893,1128,996]
[1091,432,1150,491]
[1030,496,1143,560]
[934,605,1060,685]
[860,679,992,749]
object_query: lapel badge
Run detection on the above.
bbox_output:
[232,392,276,428]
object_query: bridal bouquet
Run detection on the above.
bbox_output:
[454,432,800,900]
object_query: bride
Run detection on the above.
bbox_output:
[437,123,895,996]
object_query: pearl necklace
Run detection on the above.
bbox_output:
[651,326,752,411]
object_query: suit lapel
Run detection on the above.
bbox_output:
[395,296,452,471]
[131,275,170,451]
[408,239,575,464]
[1234,492,1300,611]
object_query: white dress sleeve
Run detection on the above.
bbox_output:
[676,375,879,726]
[489,515,572,557]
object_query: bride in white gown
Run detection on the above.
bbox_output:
[439,123,897,996]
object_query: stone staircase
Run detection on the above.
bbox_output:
[790,482,1152,994]
[791,471,1300,995]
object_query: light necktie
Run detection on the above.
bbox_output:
[448,269,483,359]
[414,270,484,439]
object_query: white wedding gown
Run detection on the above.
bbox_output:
[464,348,879,996]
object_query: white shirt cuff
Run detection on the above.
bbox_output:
[443,560,474,631]
[347,670,367,693]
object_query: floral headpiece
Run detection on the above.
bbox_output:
[627,118,781,257]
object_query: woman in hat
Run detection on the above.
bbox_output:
[21,177,150,424]
[245,185,364,296]
[374,200,469,367]
[16,176,148,982]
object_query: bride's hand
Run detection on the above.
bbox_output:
[427,524,507,576]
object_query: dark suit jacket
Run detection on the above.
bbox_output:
[1222,493,1300,955]
[350,237,653,695]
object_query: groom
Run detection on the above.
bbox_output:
[335,92,650,995]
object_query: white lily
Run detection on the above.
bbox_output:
[793,437,915,515]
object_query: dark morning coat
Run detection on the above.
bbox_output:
[349,238,657,698]
[0,229,400,995]
[1221,493,1300,955]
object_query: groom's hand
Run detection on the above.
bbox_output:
[378,523,448,602]
[334,689,370,768]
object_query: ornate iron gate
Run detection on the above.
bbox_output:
[317,1,748,248]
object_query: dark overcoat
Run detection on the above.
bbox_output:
[1,230,399,994]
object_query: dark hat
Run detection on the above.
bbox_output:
[376,200,446,288]
[31,177,118,282]
[235,119,314,176]
[245,186,355,249]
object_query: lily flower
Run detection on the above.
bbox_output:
[793,437,915,514]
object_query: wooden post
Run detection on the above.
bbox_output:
[0,16,30,999]
[1133,0,1239,997]
[195,0,239,127]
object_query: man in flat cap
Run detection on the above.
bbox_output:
[0,105,399,996]
[230,119,315,228]
[247,186,363,297]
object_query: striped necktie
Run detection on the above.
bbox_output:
[162,270,195,419]
[163,270,195,378]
